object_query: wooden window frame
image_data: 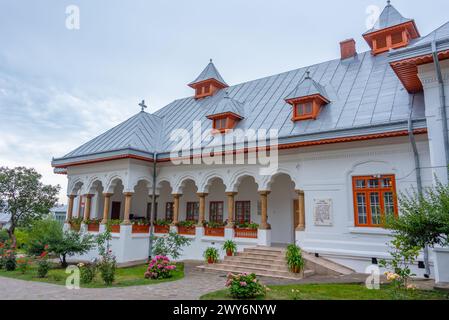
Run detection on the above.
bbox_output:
[235,201,251,224]
[209,201,224,223]
[186,202,199,222]
[213,118,228,131]
[147,202,158,218]
[352,175,398,228]
[165,202,174,221]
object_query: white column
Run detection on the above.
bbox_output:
[418,60,449,185]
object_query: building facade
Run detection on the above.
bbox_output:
[52,3,449,277]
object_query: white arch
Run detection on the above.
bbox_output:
[199,172,227,193]
[68,178,84,196]
[260,168,299,191]
[86,176,106,194]
[173,174,199,194]
[105,174,125,194]
[131,176,153,192]
[227,169,260,192]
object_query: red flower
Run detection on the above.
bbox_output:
[40,251,48,259]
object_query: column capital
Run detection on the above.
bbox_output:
[226,192,237,197]
[172,193,182,199]
[295,190,305,195]
[123,192,134,197]
[103,193,113,197]
[258,191,271,196]
[197,192,209,197]
[67,194,76,199]
[83,194,94,199]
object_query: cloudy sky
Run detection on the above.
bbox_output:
[1,0,448,203]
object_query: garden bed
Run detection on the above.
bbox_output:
[87,224,100,232]
[0,261,184,288]
[200,283,449,300]
[178,226,196,235]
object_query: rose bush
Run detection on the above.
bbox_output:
[226,273,268,299]
[144,255,176,280]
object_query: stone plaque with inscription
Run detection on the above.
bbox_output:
[313,199,333,226]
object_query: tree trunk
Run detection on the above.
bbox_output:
[7,226,16,248]
[61,254,68,268]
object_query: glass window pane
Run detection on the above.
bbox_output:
[383,192,395,216]
[356,179,366,189]
[370,193,381,225]
[382,178,392,188]
[305,102,313,114]
[369,179,379,188]
[356,193,367,225]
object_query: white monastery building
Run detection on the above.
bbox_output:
[52,2,449,278]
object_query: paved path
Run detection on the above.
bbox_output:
[1,261,440,300]
[0,262,225,300]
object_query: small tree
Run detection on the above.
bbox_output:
[50,231,95,268]
[0,167,60,246]
[385,180,449,274]
[151,231,191,260]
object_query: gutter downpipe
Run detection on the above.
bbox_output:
[432,41,449,182]
[148,153,158,260]
[408,95,430,277]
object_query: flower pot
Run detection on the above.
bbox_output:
[207,257,216,264]
[226,249,233,257]
[291,266,301,274]
[70,223,81,232]
[132,224,150,234]
[110,225,120,233]
[87,224,100,232]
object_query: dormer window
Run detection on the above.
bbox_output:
[206,92,244,134]
[189,59,228,99]
[285,72,330,122]
[363,2,419,55]
[213,118,228,131]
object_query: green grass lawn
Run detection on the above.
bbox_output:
[0,261,184,288]
[201,283,449,300]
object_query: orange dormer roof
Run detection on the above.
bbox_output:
[363,2,420,55]
[189,59,228,99]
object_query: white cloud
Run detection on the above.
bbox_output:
[0,69,137,203]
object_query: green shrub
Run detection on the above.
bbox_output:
[226,273,267,299]
[14,228,30,250]
[151,231,191,260]
[4,249,16,271]
[155,219,171,226]
[78,262,97,284]
[35,250,51,278]
[286,244,304,273]
[176,220,195,227]
[16,258,30,274]
[26,219,63,256]
[0,229,8,243]
[98,256,116,285]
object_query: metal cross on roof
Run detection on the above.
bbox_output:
[139,100,148,112]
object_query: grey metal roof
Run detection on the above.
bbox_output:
[61,111,162,159]
[389,21,449,62]
[284,72,329,102]
[206,91,244,118]
[189,60,228,86]
[54,48,427,165]
[364,2,412,35]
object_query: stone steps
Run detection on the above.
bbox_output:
[197,246,313,280]
[197,246,355,280]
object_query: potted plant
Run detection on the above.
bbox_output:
[86,219,101,232]
[176,221,196,235]
[204,221,226,237]
[203,247,219,264]
[69,217,83,232]
[108,220,122,233]
[223,240,237,257]
[154,219,171,234]
[286,244,304,274]
[132,219,150,233]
